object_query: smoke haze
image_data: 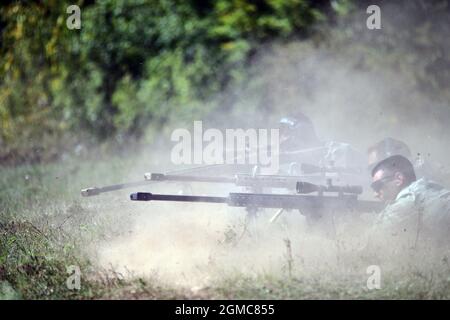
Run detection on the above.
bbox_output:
[88,5,450,290]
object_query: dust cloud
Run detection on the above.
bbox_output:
[93,201,373,287]
[89,6,450,290]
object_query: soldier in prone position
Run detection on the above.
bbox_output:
[366,154,450,262]
[367,137,450,187]
[277,113,367,179]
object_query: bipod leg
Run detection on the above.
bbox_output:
[239,206,261,239]
[269,208,285,224]
[244,206,259,223]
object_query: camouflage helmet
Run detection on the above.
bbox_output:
[278,113,319,147]
[367,137,412,172]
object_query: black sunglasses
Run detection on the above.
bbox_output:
[370,175,395,192]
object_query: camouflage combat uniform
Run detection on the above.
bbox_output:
[414,156,450,188]
[367,137,450,188]
[369,178,450,258]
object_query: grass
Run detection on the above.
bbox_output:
[1,153,450,299]
[0,153,184,299]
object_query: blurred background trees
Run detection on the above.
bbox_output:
[1,0,449,164]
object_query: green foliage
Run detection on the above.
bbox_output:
[1,0,449,164]
[0,0,327,162]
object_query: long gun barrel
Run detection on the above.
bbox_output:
[146,172,325,189]
[130,181,383,213]
[81,172,332,197]
[81,173,235,197]
[81,180,152,197]
[130,191,383,213]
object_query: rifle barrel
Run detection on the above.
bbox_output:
[148,173,236,183]
[82,171,331,197]
[130,192,384,212]
[81,180,152,197]
[130,192,228,204]
[82,173,236,197]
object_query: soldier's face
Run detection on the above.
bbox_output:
[371,169,402,202]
